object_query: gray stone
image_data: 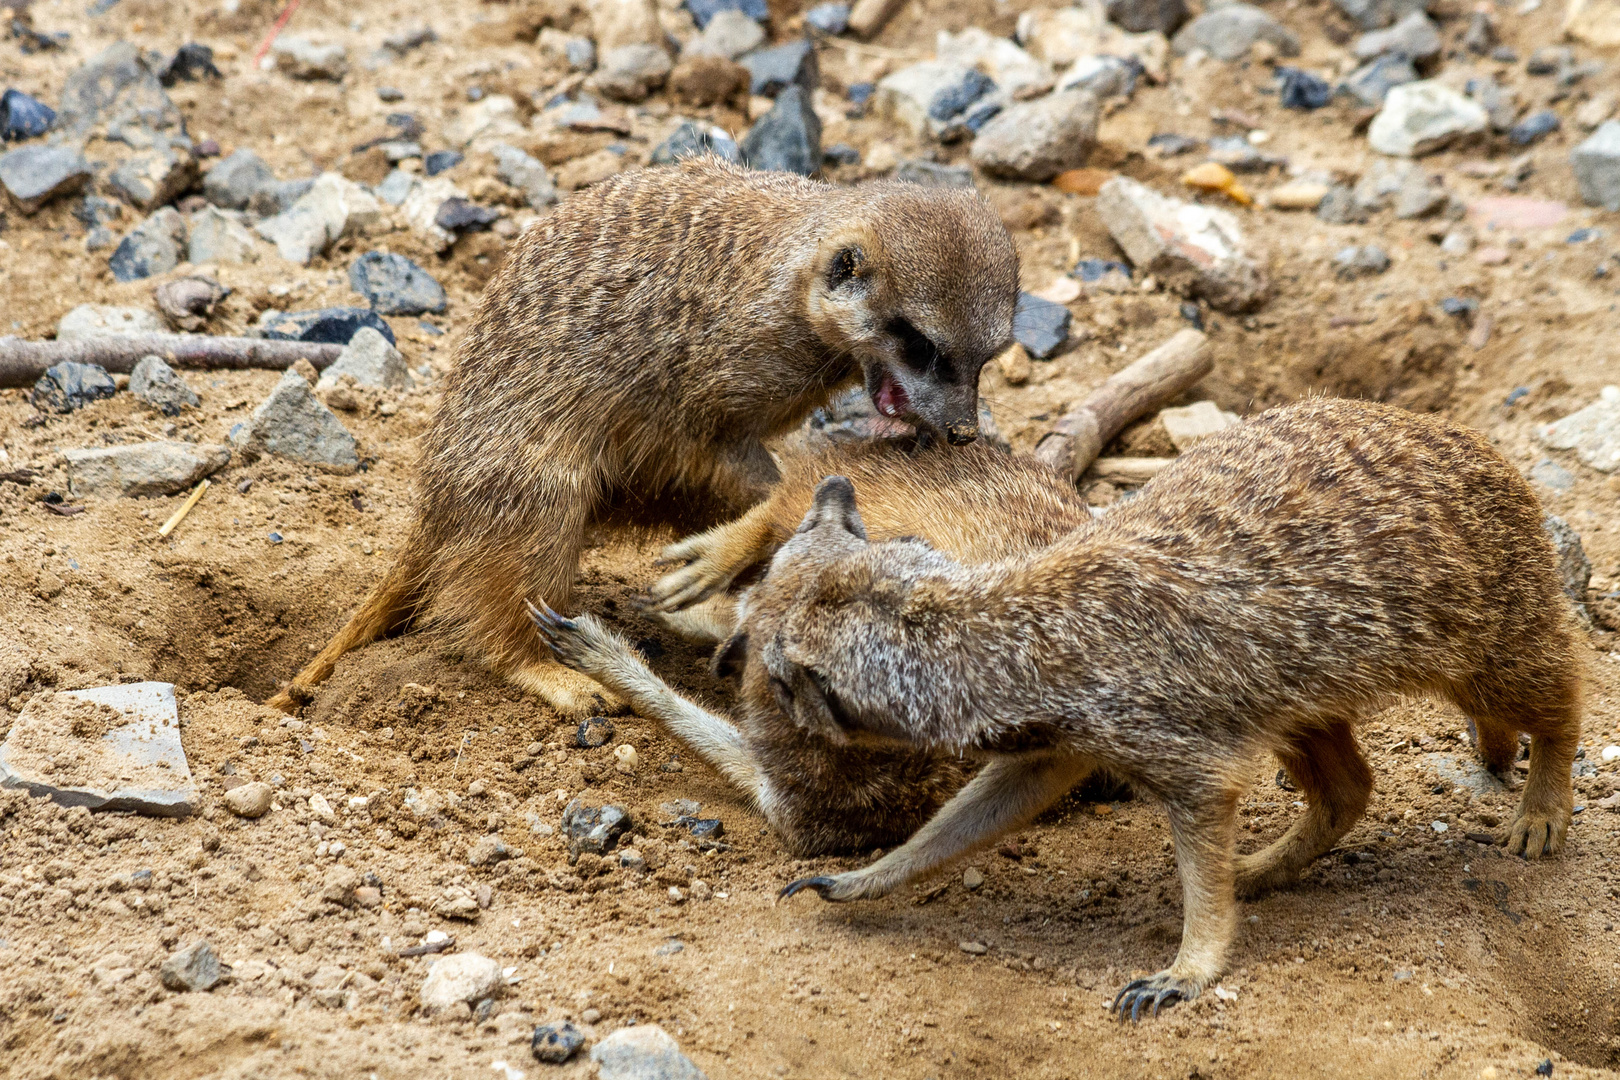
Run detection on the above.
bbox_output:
[107,147,197,212]
[1012,291,1071,359]
[532,1021,586,1064]
[1,88,56,141]
[874,62,982,138]
[1465,76,1519,133]
[0,144,92,213]
[1333,244,1391,277]
[57,304,166,341]
[161,941,228,992]
[420,952,502,1011]
[424,149,462,177]
[1314,184,1365,224]
[684,9,765,59]
[971,89,1098,182]
[186,206,259,264]
[1171,4,1299,62]
[315,327,413,392]
[32,361,118,412]
[109,207,186,282]
[1350,160,1410,214]
[1353,11,1440,61]
[468,835,518,866]
[57,43,185,148]
[1543,515,1591,606]
[0,682,197,816]
[1338,53,1417,108]
[1368,80,1487,157]
[1392,170,1445,219]
[804,3,850,34]
[491,144,557,209]
[740,39,817,98]
[1332,0,1428,30]
[589,45,673,103]
[590,1025,708,1080]
[1106,0,1188,34]
[894,160,974,187]
[740,85,821,175]
[1421,752,1507,798]
[222,780,272,818]
[566,37,598,70]
[255,173,380,265]
[1530,458,1575,493]
[272,36,349,81]
[1572,121,1620,212]
[130,355,201,414]
[375,169,416,206]
[202,148,274,210]
[1057,54,1142,100]
[256,306,395,345]
[64,441,229,497]
[1509,111,1560,146]
[154,276,227,331]
[1205,134,1282,173]
[561,798,632,854]
[1540,385,1620,471]
[650,122,741,165]
[231,369,360,471]
[1096,176,1268,313]
[349,251,446,316]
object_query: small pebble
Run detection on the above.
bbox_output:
[577,716,616,748]
[532,1021,585,1064]
[959,941,988,955]
[962,867,984,890]
[223,781,273,819]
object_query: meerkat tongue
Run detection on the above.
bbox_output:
[874,371,910,418]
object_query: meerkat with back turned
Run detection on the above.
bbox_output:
[266,156,1019,717]
[531,437,1097,853]
[682,399,1579,1020]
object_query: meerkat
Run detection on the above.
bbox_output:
[529,437,1096,853]
[266,156,1019,717]
[718,398,1578,1021]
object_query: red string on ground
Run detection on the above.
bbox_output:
[251,0,304,68]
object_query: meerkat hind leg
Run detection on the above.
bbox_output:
[508,658,627,718]
[646,502,778,613]
[1113,789,1241,1023]
[1234,720,1373,900]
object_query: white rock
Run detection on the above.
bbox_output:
[971,89,1099,180]
[492,144,557,210]
[1571,120,1620,213]
[1017,1,1169,77]
[1564,0,1620,48]
[936,27,1053,99]
[272,36,349,80]
[316,327,414,392]
[401,176,464,253]
[63,441,230,498]
[1095,176,1268,313]
[444,95,526,150]
[590,1024,708,1080]
[187,206,260,265]
[223,781,273,819]
[592,0,662,52]
[1159,401,1240,451]
[682,9,764,59]
[873,61,980,138]
[56,304,165,341]
[1539,386,1620,472]
[308,792,336,824]
[419,952,503,1011]
[1368,80,1488,157]
[255,173,381,265]
[1600,744,1620,762]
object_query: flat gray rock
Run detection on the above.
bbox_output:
[590,1025,708,1080]
[58,42,185,148]
[1572,120,1620,212]
[1539,385,1620,472]
[1368,80,1487,157]
[1421,752,1506,798]
[0,682,196,817]
[64,440,227,498]
[315,327,413,392]
[0,144,93,214]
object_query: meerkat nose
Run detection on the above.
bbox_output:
[945,424,979,446]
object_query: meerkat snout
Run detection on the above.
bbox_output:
[797,476,867,539]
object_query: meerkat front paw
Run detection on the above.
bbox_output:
[1505,808,1569,859]
[777,869,893,904]
[1111,971,1205,1023]
[645,533,749,613]
[526,601,625,679]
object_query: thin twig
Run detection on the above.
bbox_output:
[159,479,210,537]
[0,335,342,389]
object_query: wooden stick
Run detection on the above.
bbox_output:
[0,335,343,390]
[1088,457,1174,485]
[848,0,909,39]
[158,479,210,537]
[1033,328,1211,483]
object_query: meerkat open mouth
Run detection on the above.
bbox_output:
[873,370,911,419]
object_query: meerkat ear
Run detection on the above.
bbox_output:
[711,630,749,680]
[826,246,865,290]
[795,475,868,541]
[773,664,853,745]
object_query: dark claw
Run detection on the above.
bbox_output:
[1111,978,1150,1021]
[524,600,578,648]
[1110,978,1186,1024]
[778,876,838,903]
[1151,987,1182,1018]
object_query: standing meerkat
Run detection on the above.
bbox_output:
[267,156,1019,716]
[530,437,1096,853]
[710,399,1578,1020]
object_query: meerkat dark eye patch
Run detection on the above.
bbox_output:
[886,317,951,379]
[827,246,864,290]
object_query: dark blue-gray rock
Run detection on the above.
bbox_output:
[1353,12,1440,62]
[0,144,92,213]
[231,369,360,471]
[203,148,274,210]
[349,251,447,316]
[32,362,117,413]
[160,941,227,992]
[1573,121,1620,212]
[532,1021,585,1064]
[57,42,185,148]
[424,149,462,176]
[130,355,200,414]
[1012,292,1071,360]
[1171,4,1299,62]
[1336,53,1416,107]
[561,799,632,855]
[257,306,396,346]
[929,68,995,122]
[894,159,973,187]
[1526,46,1567,77]
[1,89,55,140]
[805,2,850,33]
[682,817,724,839]
[1543,515,1591,608]
[1333,244,1390,278]
[1106,0,1188,34]
[847,82,875,108]
[650,121,741,165]
[1509,110,1559,145]
[576,716,616,748]
[158,44,221,86]
[377,86,405,103]
[740,85,821,176]
[822,142,860,166]
[1147,132,1200,157]
[109,207,186,282]
[685,0,767,29]
[741,39,817,98]
[1075,258,1131,282]
[435,197,499,232]
[1277,67,1330,110]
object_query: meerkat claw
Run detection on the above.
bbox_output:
[778,876,840,902]
[1111,976,1189,1024]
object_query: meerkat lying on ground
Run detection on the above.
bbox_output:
[733,399,1578,1021]
[529,437,1096,853]
[267,156,1018,717]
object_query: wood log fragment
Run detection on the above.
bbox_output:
[848,0,909,39]
[1033,328,1211,482]
[0,335,344,390]
[1088,457,1175,485]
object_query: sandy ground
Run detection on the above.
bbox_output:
[3,0,1620,1076]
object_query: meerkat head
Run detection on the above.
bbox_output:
[805,187,1019,446]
